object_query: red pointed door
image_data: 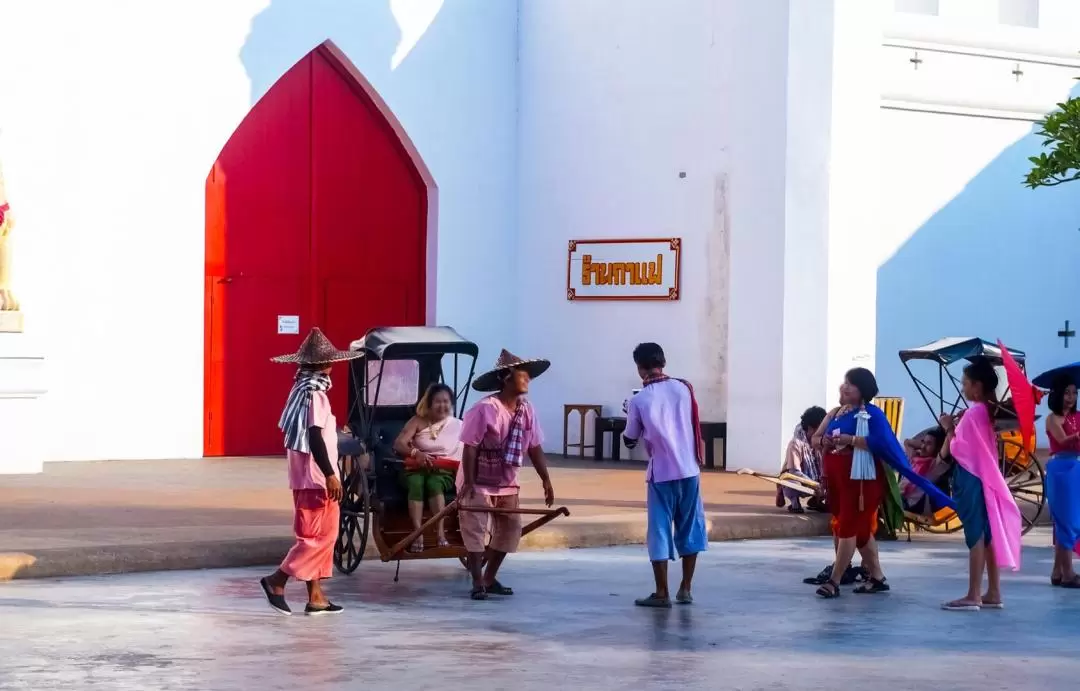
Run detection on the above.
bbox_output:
[204,42,432,457]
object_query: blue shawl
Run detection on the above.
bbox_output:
[827,404,956,511]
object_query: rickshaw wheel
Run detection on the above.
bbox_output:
[920,512,964,535]
[999,437,1046,536]
[334,456,371,575]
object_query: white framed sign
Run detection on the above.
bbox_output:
[277,315,300,335]
[566,238,682,301]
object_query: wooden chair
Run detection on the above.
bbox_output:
[563,404,602,457]
[872,396,905,438]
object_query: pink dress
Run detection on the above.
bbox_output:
[279,390,340,581]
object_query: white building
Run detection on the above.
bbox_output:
[0,0,1078,474]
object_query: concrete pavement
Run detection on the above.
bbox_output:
[0,457,830,579]
[0,536,1075,690]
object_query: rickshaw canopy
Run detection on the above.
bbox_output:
[899,337,1026,367]
[349,326,479,360]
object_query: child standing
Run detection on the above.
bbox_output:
[940,357,1023,611]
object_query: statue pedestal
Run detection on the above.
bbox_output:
[0,310,23,333]
[0,332,46,474]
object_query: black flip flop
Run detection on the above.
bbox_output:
[259,577,291,615]
[470,586,488,601]
[1059,575,1080,589]
[815,580,841,599]
[853,577,890,594]
[486,580,514,596]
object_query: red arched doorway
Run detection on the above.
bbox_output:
[204,41,436,457]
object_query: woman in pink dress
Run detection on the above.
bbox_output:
[259,328,362,616]
[1044,376,1080,588]
[394,383,464,552]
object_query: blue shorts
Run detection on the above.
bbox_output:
[647,475,708,561]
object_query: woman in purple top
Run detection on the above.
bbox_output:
[623,343,708,608]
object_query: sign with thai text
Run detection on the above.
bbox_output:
[566,238,682,301]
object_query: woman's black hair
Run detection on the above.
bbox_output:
[963,356,999,406]
[800,406,827,433]
[845,367,879,403]
[1047,374,1076,417]
[924,426,946,454]
[632,342,666,370]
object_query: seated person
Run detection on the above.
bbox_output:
[776,406,827,514]
[393,383,463,552]
[900,427,950,516]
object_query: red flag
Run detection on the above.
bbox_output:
[998,339,1035,451]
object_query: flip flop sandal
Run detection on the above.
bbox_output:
[1060,576,1080,589]
[470,587,488,601]
[634,593,673,608]
[815,580,841,599]
[941,601,981,612]
[437,537,450,548]
[407,537,424,553]
[980,602,1005,609]
[853,577,890,594]
[1051,576,1063,587]
[675,591,693,605]
[259,577,291,616]
[486,580,514,596]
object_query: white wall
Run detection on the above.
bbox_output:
[516,0,733,456]
[873,5,1080,441]
[0,0,518,462]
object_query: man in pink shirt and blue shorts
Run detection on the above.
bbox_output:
[458,349,556,601]
[623,342,708,608]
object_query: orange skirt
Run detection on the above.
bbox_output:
[824,452,884,548]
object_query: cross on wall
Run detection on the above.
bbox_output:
[1059,320,1075,348]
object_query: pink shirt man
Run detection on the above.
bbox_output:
[286,391,339,491]
[458,395,545,496]
[625,379,700,484]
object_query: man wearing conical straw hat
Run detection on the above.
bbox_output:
[458,349,557,600]
[259,327,362,616]
[0,154,21,315]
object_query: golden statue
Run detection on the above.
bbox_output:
[0,156,23,332]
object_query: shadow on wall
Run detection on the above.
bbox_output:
[877,85,1080,440]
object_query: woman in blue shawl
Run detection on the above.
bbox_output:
[812,368,956,598]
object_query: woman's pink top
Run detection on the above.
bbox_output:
[1049,412,1080,454]
[287,391,338,491]
[412,417,463,460]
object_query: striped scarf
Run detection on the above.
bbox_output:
[278,370,332,454]
[502,399,529,467]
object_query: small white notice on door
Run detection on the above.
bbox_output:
[277,315,300,335]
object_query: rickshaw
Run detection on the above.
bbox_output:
[899,337,1046,536]
[333,326,570,577]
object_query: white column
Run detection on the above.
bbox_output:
[725,0,881,472]
[824,0,884,399]
[722,0,793,472]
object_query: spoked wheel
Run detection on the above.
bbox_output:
[334,454,371,575]
[999,438,1046,536]
[920,511,964,535]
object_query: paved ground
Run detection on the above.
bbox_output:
[0,458,829,579]
[0,532,1076,690]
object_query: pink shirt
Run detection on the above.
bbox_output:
[457,395,544,496]
[625,379,700,483]
[287,391,339,491]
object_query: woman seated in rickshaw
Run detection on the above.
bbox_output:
[393,383,463,552]
[900,427,951,516]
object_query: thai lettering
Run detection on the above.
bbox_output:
[581,254,663,286]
